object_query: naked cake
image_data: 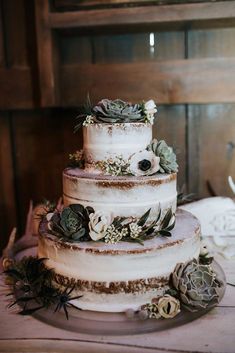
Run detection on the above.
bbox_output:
[37,99,221,318]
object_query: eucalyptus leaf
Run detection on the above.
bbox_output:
[160,209,173,229]
[137,208,151,227]
[158,230,172,237]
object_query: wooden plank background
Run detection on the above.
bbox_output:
[0,0,235,253]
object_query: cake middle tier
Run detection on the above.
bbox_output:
[63,168,177,220]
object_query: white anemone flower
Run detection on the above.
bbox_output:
[129,150,160,176]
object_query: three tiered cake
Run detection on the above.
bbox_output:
[37,99,221,317]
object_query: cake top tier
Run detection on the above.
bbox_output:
[71,98,178,177]
[83,122,152,173]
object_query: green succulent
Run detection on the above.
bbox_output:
[93,99,143,123]
[171,259,222,312]
[148,139,178,173]
[50,204,94,241]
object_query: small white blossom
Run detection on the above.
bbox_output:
[104,225,128,244]
[97,155,131,176]
[83,115,95,127]
[129,222,142,239]
[144,100,157,125]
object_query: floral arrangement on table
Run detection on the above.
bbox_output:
[3,248,223,320]
[44,204,175,245]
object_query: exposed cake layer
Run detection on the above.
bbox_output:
[38,210,201,312]
[63,168,177,220]
[83,122,152,171]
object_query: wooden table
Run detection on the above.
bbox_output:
[0,254,235,353]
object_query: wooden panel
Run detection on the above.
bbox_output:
[11,110,82,228]
[53,0,226,10]
[187,27,235,197]
[188,27,235,58]
[59,34,92,64]
[60,57,235,105]
[49,1,235,29]
[0,1,5,67]
[1,0,29,67]
[188,104,235,198]
[35,0,59,106]
[93,31,185,63]
[0,114,17,251]
[0,67,34,109]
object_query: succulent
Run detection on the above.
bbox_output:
[93,99,143,123]
[171,259,222,312]
[148,139,178,174]
[50,204,94,242]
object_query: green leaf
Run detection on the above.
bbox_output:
[160,209,173,229]
[165,218,175,231]
[137,208,151,227]
[158,230,172,237]
[112,217,126,228]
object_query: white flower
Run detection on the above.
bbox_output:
[129,222,142,238]
[129,150,160,176]
[83,115,94,127]
[89,211,112,241]
[144,100,157,124]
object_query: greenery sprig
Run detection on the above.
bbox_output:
[4,257,82,319]
[108,208,175,245]
[45,204,176,245]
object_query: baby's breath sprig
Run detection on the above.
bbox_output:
[96,156,131,176]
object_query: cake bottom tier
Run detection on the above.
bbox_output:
[38,209,201,312]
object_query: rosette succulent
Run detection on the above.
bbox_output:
[171,259,222,312]
[93,99,143,123]
[148,139,178,173]
[49,204,94,241]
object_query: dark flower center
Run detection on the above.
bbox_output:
[138,159,152,171]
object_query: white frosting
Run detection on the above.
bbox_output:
[63,169,177,221]
[38,210,201,312]
[83,123,152,168]
[68,289,166,312]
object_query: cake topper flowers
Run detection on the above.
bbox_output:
[74,97,158,130]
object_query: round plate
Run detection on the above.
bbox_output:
[12,246,226,336]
